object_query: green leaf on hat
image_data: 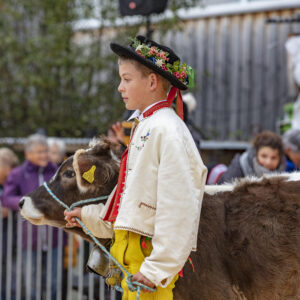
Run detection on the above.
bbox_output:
[187,66,195,88]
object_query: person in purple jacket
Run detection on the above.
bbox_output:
[2,134,60,299]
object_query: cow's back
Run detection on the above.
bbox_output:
[174,176,300,300]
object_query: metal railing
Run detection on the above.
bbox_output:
[0,209,119,300]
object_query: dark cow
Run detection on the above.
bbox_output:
[19,138,300,300]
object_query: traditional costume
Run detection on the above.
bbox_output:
[80,36,207,299]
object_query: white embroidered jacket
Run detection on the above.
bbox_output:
[81,107,207,287]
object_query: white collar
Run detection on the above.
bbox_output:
[128,100,166,121]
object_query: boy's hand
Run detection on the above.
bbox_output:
[64,208,82,228]
[132,272,155,293]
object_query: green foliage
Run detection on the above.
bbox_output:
[0,0,200,138]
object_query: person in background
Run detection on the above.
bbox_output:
[107,123,127,156]
[182,92,202,150]
[206,163,228,185]
[218,131,285,184]
[48,137,66,166]
[0,148,18,196]
[2,134,60,299]
[0,148,19,300]
[282,128,300,172]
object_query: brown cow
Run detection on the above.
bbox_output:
[19,138,300,300]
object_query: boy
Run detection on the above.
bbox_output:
[65,35,207,299]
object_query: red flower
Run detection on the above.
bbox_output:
[162,64,169,71]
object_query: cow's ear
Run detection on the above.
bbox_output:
[73,150,97,191]
[88,138,111,157]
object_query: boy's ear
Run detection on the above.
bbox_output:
[149,73,158,91]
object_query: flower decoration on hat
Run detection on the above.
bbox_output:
[131,38,194,88]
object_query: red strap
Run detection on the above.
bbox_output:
[103,149,128,222]
[166,86,177,106]
[166,86,184,120]
[176,90,183,120]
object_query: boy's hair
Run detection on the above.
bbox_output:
[0,147,19,168]
[118,56,171,93]
[282,128,300,153]
[253,131,284,157]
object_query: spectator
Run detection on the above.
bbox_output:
[0,147,19,300]
[218,131,285,184]
[107,123,127,154]
[206,164,228,185]
[282,128,300,172]
[2,134,60,299]
[48,137,66,166]
[182,92,203,149]
[0,147,18,196]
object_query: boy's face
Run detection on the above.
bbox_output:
[256,146,280,171]
[118,61,151,112]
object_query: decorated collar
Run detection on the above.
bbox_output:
[128,100,168,121]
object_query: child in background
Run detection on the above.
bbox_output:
[218,131,285,184]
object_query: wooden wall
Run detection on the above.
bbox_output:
[155,8,300,141]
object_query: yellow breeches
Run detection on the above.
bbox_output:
[110,230,178,300]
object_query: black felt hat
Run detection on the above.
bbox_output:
[110,35,188,90]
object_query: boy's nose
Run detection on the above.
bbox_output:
[118,83,124,93]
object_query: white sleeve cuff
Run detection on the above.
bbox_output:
[81,204,113,239]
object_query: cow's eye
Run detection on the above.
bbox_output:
[64,170,76,178]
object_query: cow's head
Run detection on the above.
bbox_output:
[19,138,120,240]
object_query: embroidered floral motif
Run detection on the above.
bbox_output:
[141,131,150,142]
[135,130,150,151]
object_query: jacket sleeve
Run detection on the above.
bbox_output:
[217,154,243,184]
[80,186,116,239]
[139,133,206,287]
[1,170,22,210]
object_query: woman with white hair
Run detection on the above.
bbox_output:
[2,134,60,299]
[47,137,66,166]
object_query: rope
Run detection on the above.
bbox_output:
[43,182,156,299]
